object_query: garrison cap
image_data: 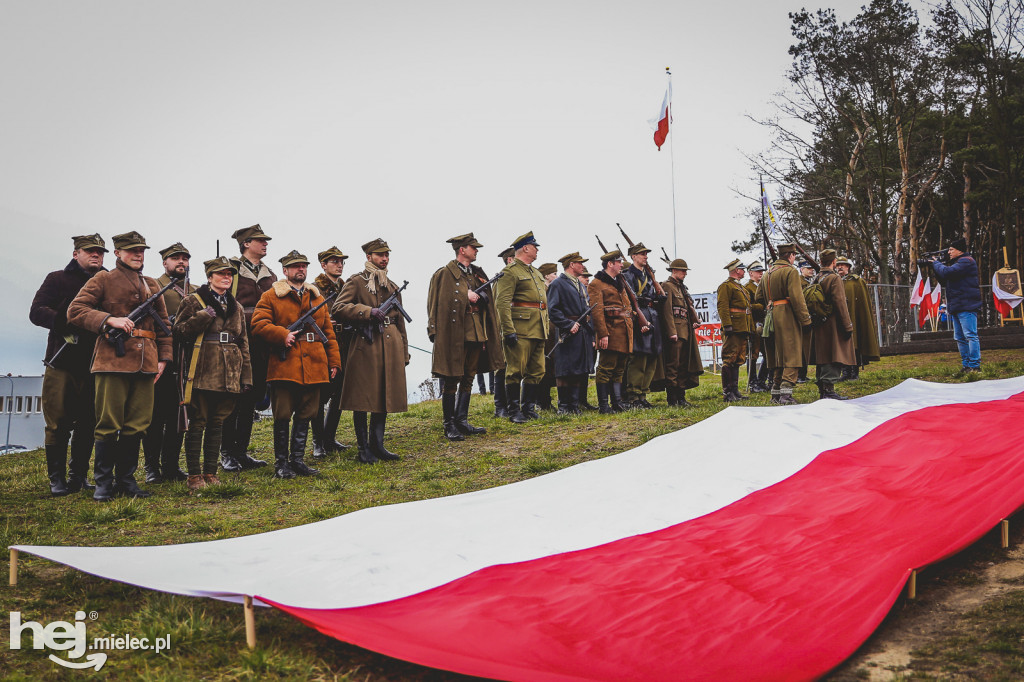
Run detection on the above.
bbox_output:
[747,260,765,272]
[558,252,588,267]
[601,249,624,263]
[279,250,310,267]
[777,242,798,255]
[318,246,348,263]
[498,246,515,261]
[112,231,149,250]
[159,242,190,259]
[724,258,746,271]
[72,233,108,252]
[666,258,690,271]
[232,224,272,244]
[949,237,968,252]
[511,231,539,250]
[361,238,390,254]
[447,232,483,250]
[798,260,815,269]
[627,242,652,256]
[538,262,558,277]
[204,256,237,277]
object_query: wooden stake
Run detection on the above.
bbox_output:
[1002,519,1010,548]
[244,596,256,649]
[908,570,917,599]
[9,548,18,586]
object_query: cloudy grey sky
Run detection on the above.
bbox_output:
[1,0,884,390]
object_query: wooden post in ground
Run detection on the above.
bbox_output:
[1002,519,1010,548]
[908,570,917,599]
[244,596,256,649]
[9,548,18,586]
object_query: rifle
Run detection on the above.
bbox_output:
[794,243,820,272]
[176,341,190,433]
[103,277,181,357]
[473,271,503,295]
[546,302,597,358]
[758,221,778,261]
[279,289,339,360]
[616,222,666,298]
[660,246,672,265]
[595,235,651,332]
[351,280,412,344]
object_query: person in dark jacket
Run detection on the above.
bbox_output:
[29,234,107,495]
[929,238,982,372]
[621,244,662,408]
[547,252,596,414]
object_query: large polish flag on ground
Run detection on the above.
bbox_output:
[14,378,1024,681]
[650,83,671,150]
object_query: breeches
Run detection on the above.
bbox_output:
[94,372,155,441]
[502,338,546,385]
[270,381,321,419]
[595,350,628,383]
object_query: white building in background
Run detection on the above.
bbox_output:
[1,374,44,452]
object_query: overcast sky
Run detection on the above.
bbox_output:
[1,0,892,392]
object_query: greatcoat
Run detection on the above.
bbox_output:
[588,270,634,354]
[426,260,503,378]
[332,267,410,414]
[546,272,596,377]
[812,268,856,366]
[659,277,704,388]
[30,259,104,372]
[755,260,812,368]
[174,285,253,394]
[251,281,341,386]
[68,260,174,374]
[843,274,881,362]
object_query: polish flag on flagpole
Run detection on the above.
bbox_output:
[927,280,943,322]
[650,83,671,150]
[917,277,933,327]
[910,268,926,307]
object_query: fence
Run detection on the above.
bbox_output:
[868,284,1002,348]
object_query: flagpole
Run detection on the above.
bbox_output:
[759,176,767,265]
[666,67,678,258]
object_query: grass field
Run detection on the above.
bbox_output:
[3,349,1024,681]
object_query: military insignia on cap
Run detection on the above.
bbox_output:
[510,231,539,250]
[231,224,272,243]
[601,249,623,263]
[627,242,652,256]
[798,261,815,269]
[446,232,483,250]
[279,250,310,267]
[159,242,191,259]
[318,246,348,263]
[361,238,390,254]
[112,231,150,250]
[204,256,237,276]
[72,233,108,252]
[724,258,746,271]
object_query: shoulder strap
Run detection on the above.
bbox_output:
[181,292,208,406]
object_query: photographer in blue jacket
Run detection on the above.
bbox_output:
[926,238,982,373]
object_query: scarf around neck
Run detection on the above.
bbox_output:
[364,260,389,295]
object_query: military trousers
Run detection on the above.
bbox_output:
[721,331,748,367]
[185,390,237,475]
[815,362,842,383]
[222,335,270,457]
[441,342,483,395]
[624,353,657,399]
[595,350,628,384]
[93,372,156,441]
[42,366,95,448]
[770,367,801,390]
[663,337,697,389]
[142,367,184,470]
[502,337,545,385]
[269,381,321,420]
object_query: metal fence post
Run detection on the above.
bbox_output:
[873,285,884,346]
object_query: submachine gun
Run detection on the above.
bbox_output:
[103,276,183,357]
[279,289,340,360]
[350,280,413,344]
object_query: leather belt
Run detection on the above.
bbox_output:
[298,332,320,342]
[730,308,751,314]
[129,329,156,339]
[672,306,688,318]
[467,304,481,314]
[512,301,546,310]
[203,332,239,344]
[332,323,344,334]
[772,299,790,305]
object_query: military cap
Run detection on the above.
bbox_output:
[558,252,588,267]
[232,224,272,244]
[580,268,593,278]
[112,231,150,250]
[949,237,968,252]
[666,258,690,271]
[498,246,515,261]
[820,248,837,260]
[835,256,852,266]
[159,242,190,259]
[72,233,108,252]
[798,260,815,269]
[627,242,652,256]
[538,262,558,277]
[279,250,310,267]
[361,238,390,254]
[777,242,798,255]
[601,249,624,263]
[511,231,539,250]
[724,258,747,271]
[747,260,765,272]
[318,246,348,263]
[447,232,483,250]
[203,256,237,277]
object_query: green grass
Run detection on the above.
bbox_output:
[3,349,1024,681]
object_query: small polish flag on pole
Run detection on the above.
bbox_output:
[650,83,671,150]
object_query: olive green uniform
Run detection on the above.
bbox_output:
[493,257,549,385]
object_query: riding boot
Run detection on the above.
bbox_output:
[143,432,163,484]
[493,370,509,418]
[537,386,554,411]
[92,440,117,502]
[520,384,540,420]
[232,406,267,470]
[852,365,861,380]
[566,385,582,414]
[67,433,95,491]
[311,402,329,458]
[353,411,376,464]
[476,372,487,395]
[455,391,486,434]
[323,399,348,451]
[442,393,465,441]
[610,383,629,413]
[579,383,598,411]
[723,367,741,402]
[556,386,573,415]
[665,386,678,407]
[678,389,692,408]
[45,444,70,496]
[160,432,188,482]
[289,417,319,476]
[115,434,152,498]
[272,419,296,479]
[596,383,614,414]
[505,383,529,424]
[369,412,400,461]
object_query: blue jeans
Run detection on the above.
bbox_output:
[951,311,981,369]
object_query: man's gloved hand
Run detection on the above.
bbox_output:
[723,325,734,334]
[504,332,518,346]
[428,333,436,343]
[370,307,386,324]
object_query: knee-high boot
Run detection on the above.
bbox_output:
[368,412,400,461]
[289,417,319,476]
[115,434,151,498]
[455,391,486,434]
[442,393,465,441]
[505,383,528,424]
[353,411,375,464]
[323,398,348,451]
[44,444,70,496]
[92,440,117,502]
[493,370,508,418]
[311,401,328,458]
[272,419,295,479]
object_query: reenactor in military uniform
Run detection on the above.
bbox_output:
[811,249,856,400]
[754,243,812,404]
[252,250,341,478]
[490,246,516,418]
[588,249,634,413]
[660,259,703,407]
[332,238,411,463]
[173,257,253,491]
[221,224,276,471]
[716,259,759,402]
[536,262,560,411]
[427,233,503,440]
[622,244,662,409]
[68,231,174,500]
[141,242,194,484]
[744,261,770,393]
[577,267,598,411]
[797,260,816,383]
[492,232,549,424]
[30,234,107,495]
[310,246,350,457]
[547,252,596,414]
[835,256,880,380]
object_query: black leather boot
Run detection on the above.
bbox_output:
[521,384,540,420]
[67,432,95,491]
[115,434,152,498]
[455,392,486,435]
[442,393,465,441]
[505,383,529,424]
[730,366,748,401]
[272,419,296,479]
[143,433,163,483]
[289,417,319,476]
[45,444,70,496]
[493,370,508,418]
[161,433,188,482]
[311,402,328,458]
[579,383,597,411]
[92,440,117,502]
[819,380,849,400]
[369,412,400,461]
[232,403,267,469]
[596,383,614,414]
[665,386,678,406]
[323,399,348,451]
[678,389,693,408]
[353,411,376,464]
[611,383,630,413]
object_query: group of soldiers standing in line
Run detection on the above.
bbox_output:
[30,226,880,501]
